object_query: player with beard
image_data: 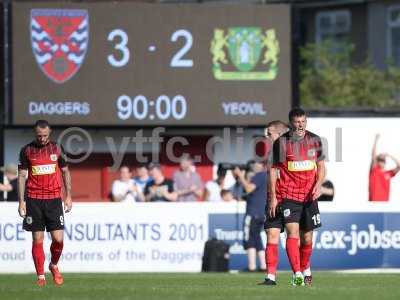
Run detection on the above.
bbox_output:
[18,120,72,287]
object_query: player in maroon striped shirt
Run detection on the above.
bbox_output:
[269,108,325,286]
[18,120,72,287]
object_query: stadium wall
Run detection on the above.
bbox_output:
[1,202,400,273]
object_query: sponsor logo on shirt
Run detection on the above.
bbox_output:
[288,160,316,172]
[31,164,57,175]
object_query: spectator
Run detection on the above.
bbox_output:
[0,163,18,202]
[204,168,226,202]
[230,164,254,201]
[111,166,140,203]
[221,189,236,202]
[173,155,204,202]
[233,160,267,272]
[133,164,152,195]
[144,163,177,202]
[230,170,246,201]
[369,134,400,201]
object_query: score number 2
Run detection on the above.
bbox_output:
[107,29,193,68]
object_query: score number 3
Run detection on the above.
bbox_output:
[107,29,130,67]
[107,29,193,68]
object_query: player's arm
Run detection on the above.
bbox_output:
[268,166,278,218]
[58,145,72,212]
[61,166,73,213]
[17,168,28,217]
[17,147,29,217]
[371,134,379,168]
[269,138,282,218]
[311,160,326,200]
[233,167,256,194]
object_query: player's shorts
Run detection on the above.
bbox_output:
[23,197,64,232]
[243,215,264,251]
[280,199,322,231]
[264,204,284,232]
[300,200,322,231]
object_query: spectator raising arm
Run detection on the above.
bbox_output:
[233,167,256,194]
[387,154,400,175]
[371,134,379,168]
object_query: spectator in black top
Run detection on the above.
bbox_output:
[144,163,177,202]
[0,163,18,202]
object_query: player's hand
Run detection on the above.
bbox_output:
[18,201,26,218]
[269,197,278,218]
[64,196,73,213]
[311,183,322,200]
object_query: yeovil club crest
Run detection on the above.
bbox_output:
[210,27,279,81]
[31,9,89,84]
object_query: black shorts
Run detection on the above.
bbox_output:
[280,199,321,231]
[264,204,284,232]
[243,215,264,251]
[23,198,65,232]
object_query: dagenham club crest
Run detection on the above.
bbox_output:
[31,9,89,84]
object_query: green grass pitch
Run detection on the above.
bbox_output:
[1,272,399,300]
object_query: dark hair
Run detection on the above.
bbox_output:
[216,167,227,178]
[288,108,306,122]
[266,120,289,129]
[34,119,50,129]
[136,163,148,169]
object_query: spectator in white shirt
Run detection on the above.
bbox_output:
[204,169,226,202]
[111,166,140,203]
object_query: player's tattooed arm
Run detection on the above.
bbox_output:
[17,169,28,217]
[61,167,73,213]
[61,167,72,197]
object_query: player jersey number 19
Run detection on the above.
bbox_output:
[312,214,321,226]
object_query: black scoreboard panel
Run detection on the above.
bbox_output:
[12,2,291,126]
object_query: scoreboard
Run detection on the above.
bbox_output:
[12,2,292,126]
